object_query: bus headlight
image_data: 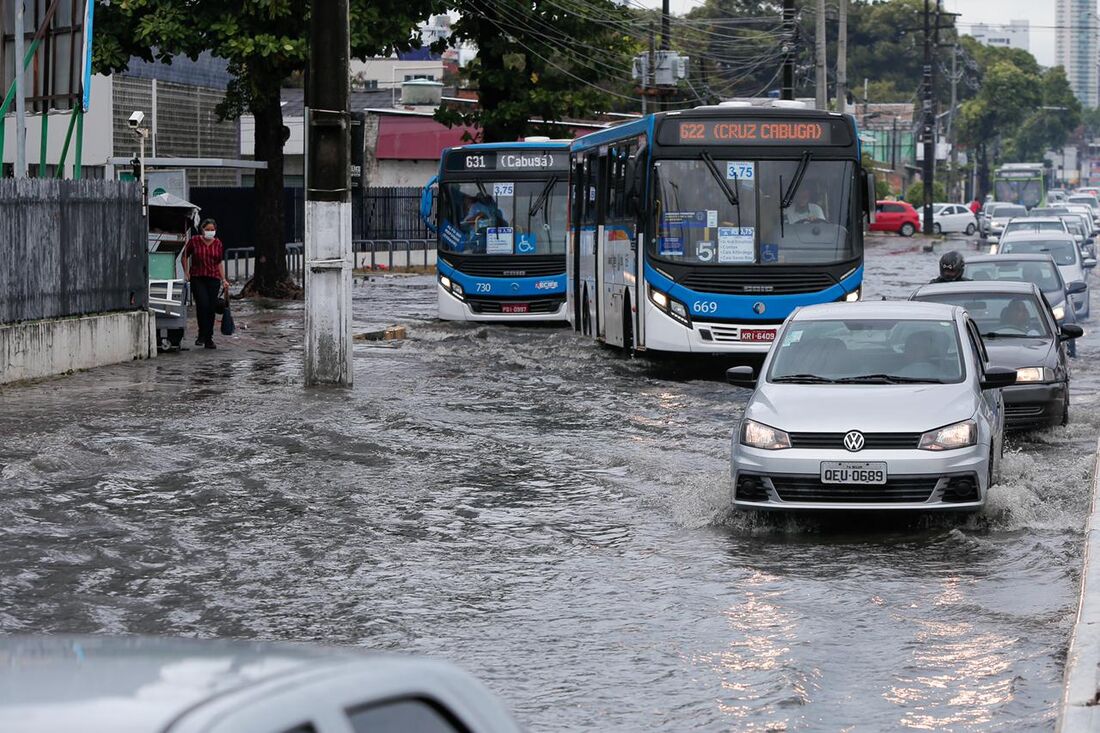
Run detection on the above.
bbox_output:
[452,282,464,297]
[439,274,465,300]
[440,275,452,290]
[648,286,691,326]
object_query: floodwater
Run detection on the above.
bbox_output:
[0,234,1096,731]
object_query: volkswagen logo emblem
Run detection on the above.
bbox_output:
[843,431,865,452]
[753,301,766,315]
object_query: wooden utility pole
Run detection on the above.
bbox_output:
[782,0,796,100]
[304,0,353,386]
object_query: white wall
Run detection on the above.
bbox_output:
[1,74,114,174]
[372,159,438,188]
[350,59,444,89]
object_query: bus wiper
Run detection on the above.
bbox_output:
[700,152,739,208]
[528,176,558,219]
[781,151,812,209]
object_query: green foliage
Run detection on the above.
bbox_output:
[905,179,946,206]
[875,177,893,199]
[436,0,639,142]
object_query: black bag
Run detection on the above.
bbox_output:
[221,300,235,336]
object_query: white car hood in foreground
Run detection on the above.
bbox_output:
[747,382,978,434]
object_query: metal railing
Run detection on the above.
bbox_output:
[223,240,435,282]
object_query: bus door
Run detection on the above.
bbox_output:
[577,151,602,337]
[569,156,585,331]
[594,148,609,340]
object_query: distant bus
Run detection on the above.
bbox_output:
[421,141,570,321]
[993,163,1047,209]
[567,101,873,354]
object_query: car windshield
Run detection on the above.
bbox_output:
[967,259,1063,294]
[768,318,964,384]
[1003,220,1065,235]
[1069,196,1099,210]
[439,180,567,255]
[999,239,1078,266]
[995,205,1027,219]
[652,158,856,265]
[917,293,1051,339]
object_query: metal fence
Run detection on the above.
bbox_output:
[191,186,432,247]
[0,180,145,324]
[223,240,435,283]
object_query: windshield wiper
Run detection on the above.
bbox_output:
[834,374,949,384]
[781,151,812,209]
[981,331,1036,339]
[528,176,558,219]
[700,151,739,207]
[771,374,838,384]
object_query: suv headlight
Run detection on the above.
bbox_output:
[648,286,691,326]
[918,419,977,451]
[1015,367,1054,383]
[740,419,791,450]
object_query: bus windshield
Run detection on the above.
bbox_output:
[652,158,855,265]
[994,178,1043,208]
[439,179,567,255]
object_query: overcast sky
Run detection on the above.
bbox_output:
[638,0,1057,66]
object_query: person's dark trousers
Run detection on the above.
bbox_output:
[191,276,221,343]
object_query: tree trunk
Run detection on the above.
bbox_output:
[242,72,301,299]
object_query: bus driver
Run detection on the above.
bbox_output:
[786,186,826,223]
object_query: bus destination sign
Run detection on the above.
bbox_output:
[446,150,569,172]
[660,118,848,146]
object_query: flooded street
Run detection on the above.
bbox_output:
[1,234,1097,731]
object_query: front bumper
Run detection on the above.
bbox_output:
[437,283,568,323]
[730,443,990,511]
[643,301,780,354]
[1003,382,1066,430]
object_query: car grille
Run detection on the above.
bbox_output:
[466,296,564,314]
[787,432,922,450]
[443,254,566,278]
[769,475,936,503]
[678,270,837,295]
[1005,404,1045,419]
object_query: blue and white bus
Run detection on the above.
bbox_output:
[422,140,571,321]
[568,101,874,353]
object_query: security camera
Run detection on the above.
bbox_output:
[128,110,145,128]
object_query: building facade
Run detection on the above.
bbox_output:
[1055,0,1099,108]
[967,21,1029,52]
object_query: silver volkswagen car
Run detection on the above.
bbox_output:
[728,302,1016,511]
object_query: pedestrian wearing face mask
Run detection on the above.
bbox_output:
[183,218,230,349]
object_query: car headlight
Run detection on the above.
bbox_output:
[740,419,791,450]
[648,286,691,325]
[1053,304,1066,321]
[918,419,977,451]
[1015,367,1054,383]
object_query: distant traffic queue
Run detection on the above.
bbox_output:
[567,100,873,354]
[422,140,570,322]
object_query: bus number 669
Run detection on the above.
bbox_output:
[692,301,718,314]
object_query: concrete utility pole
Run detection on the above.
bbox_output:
[947,44,959,200]
[921,0,936,237]
[659,0,670,111]
[837,0,848,114]
[782,0,796,100]
[815,0,827,110]
[304,0,353,387]
[13,0,27,178]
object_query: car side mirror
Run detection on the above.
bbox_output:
[1087,237,1095,245]
[1085,258,1097,269]
[981,366,1018,390]
[1067,281,1088,295]
[726,365,757,388]
[1061,324,1085,340]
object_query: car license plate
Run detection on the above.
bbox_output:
[740,328,776,343]
[820,462,887,485]
[502,303,529,314]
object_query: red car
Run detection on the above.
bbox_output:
[871,200,920,237]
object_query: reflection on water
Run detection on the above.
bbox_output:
[0,236,1093,731]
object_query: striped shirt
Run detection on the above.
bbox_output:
[184,235,224,279]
